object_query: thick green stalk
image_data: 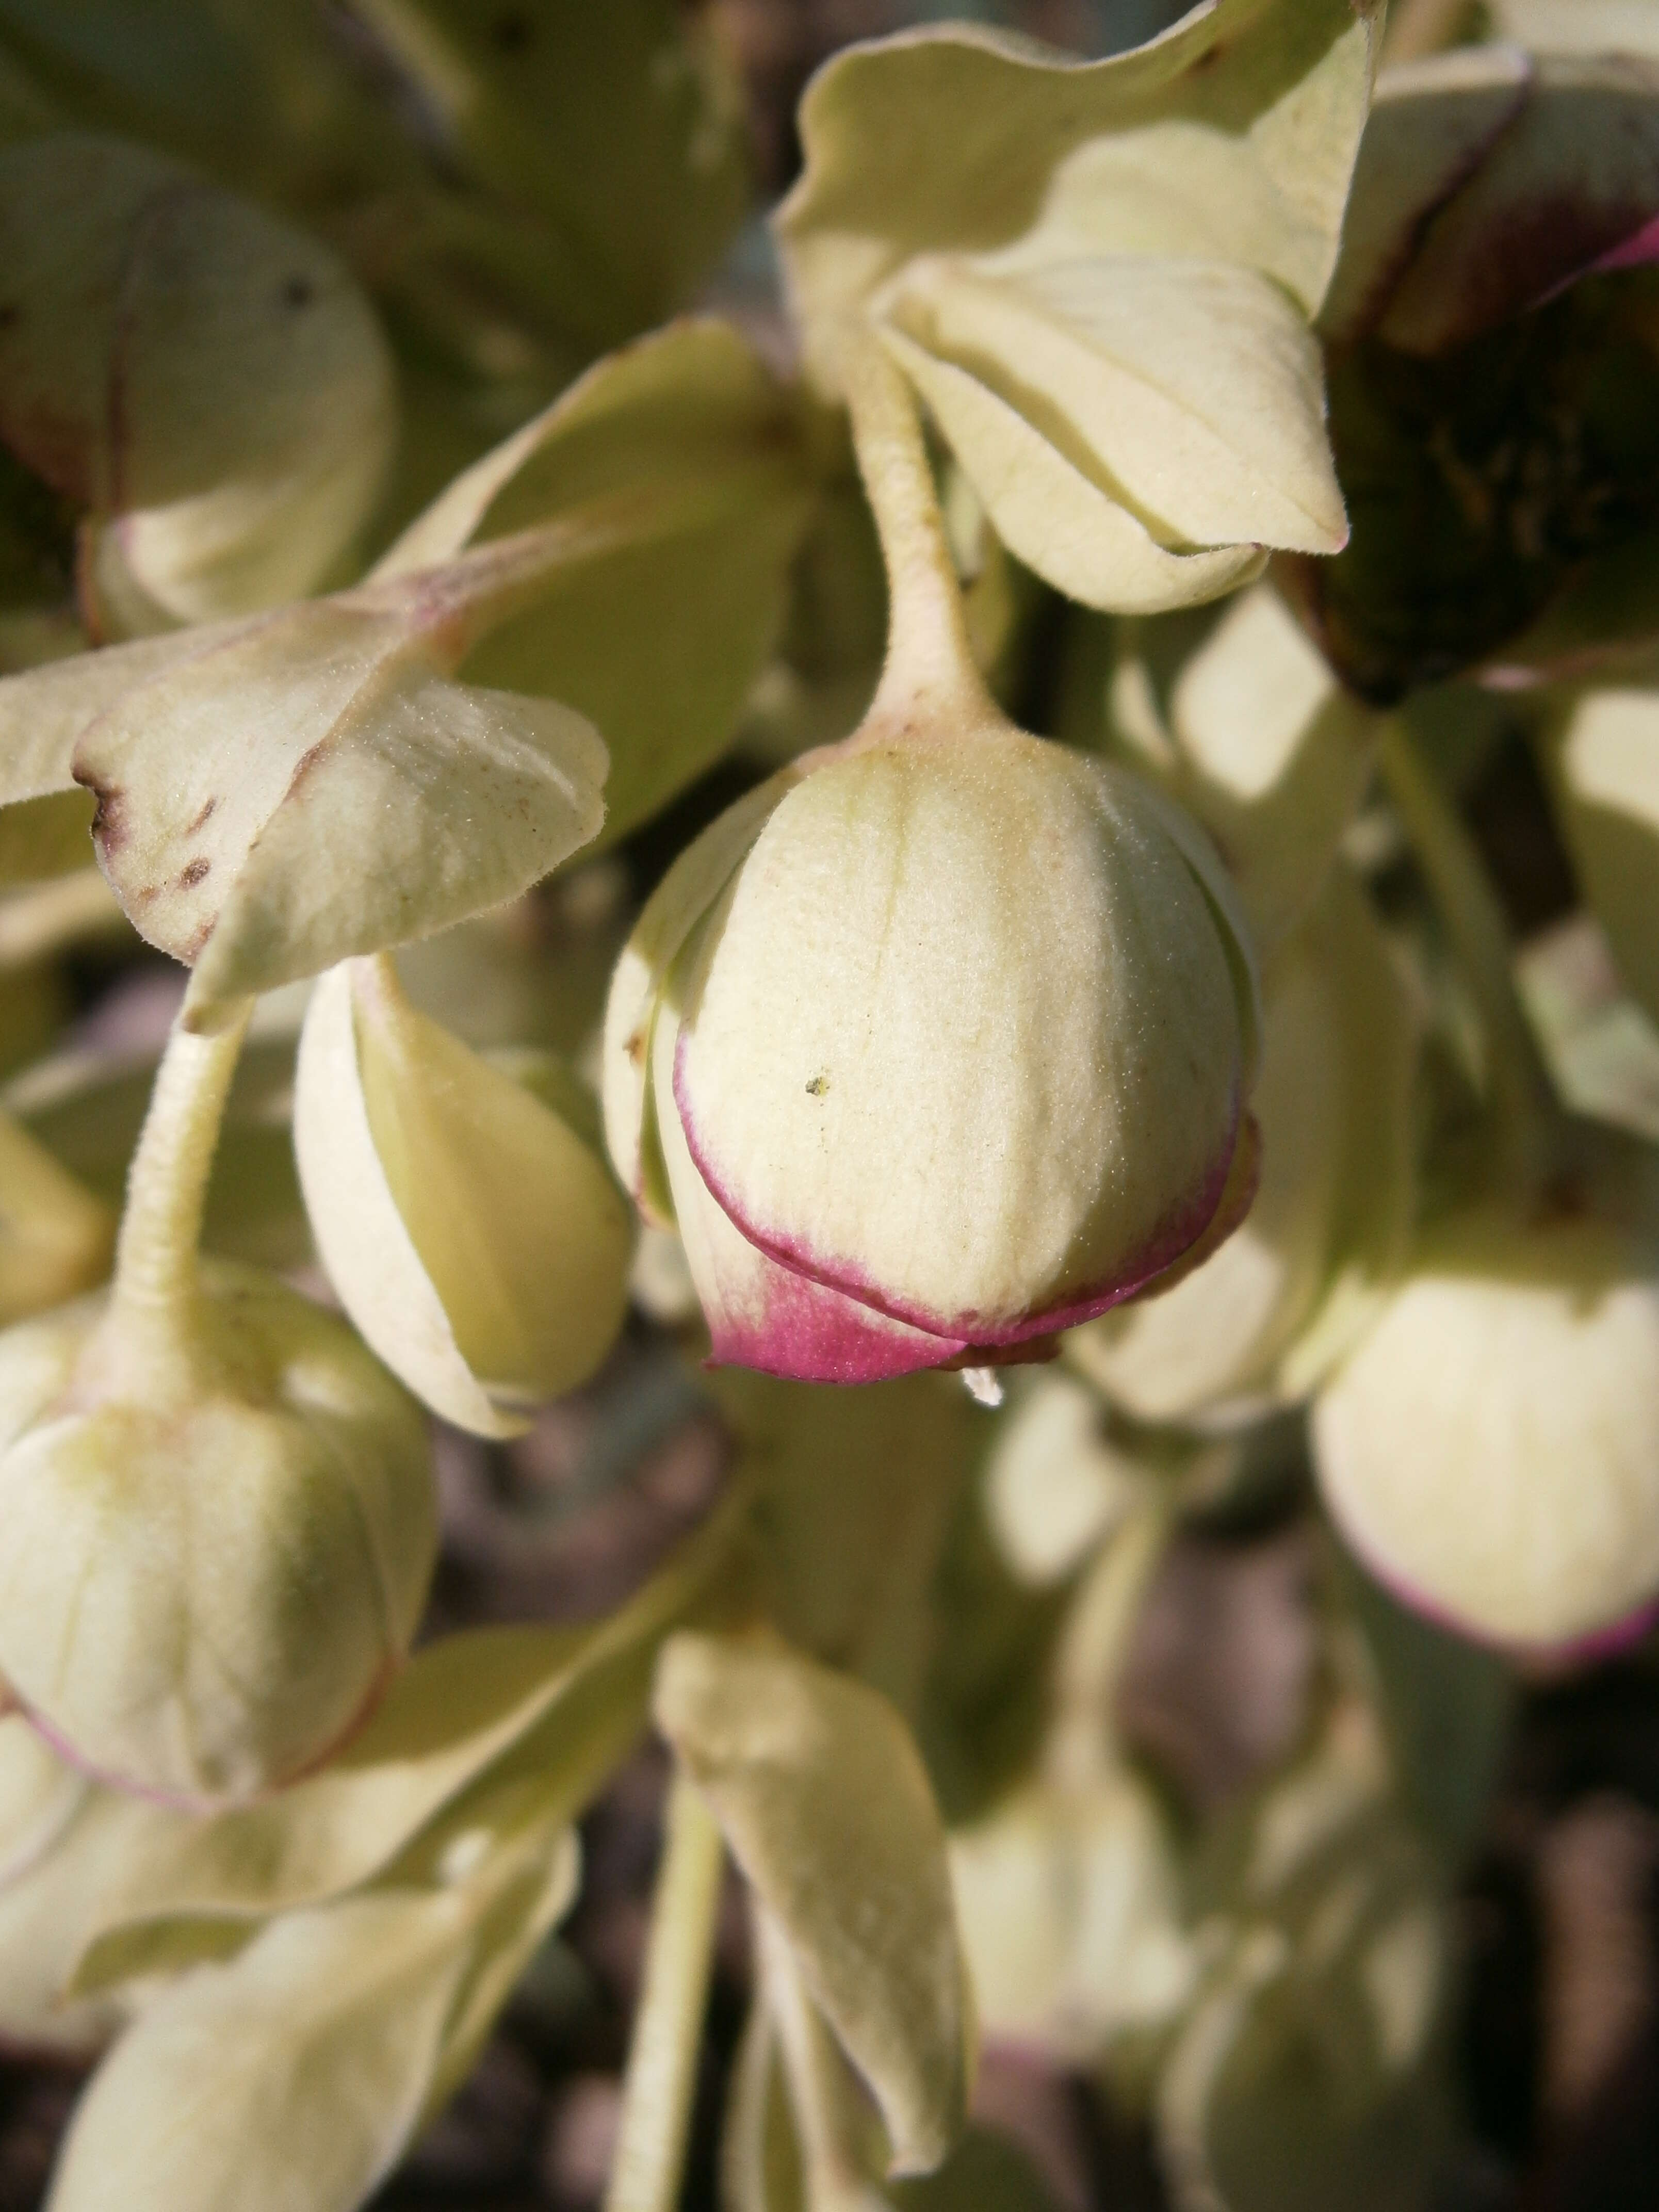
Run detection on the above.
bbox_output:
[839,327,990,728]
[105,999,253,1386]
[604,1771,726,2212]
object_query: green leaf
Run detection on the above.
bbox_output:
[324,0,750,357]
[655,1630,970,2177]
[376,320,818,841]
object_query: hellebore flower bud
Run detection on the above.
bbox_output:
[295,955,635,1437]
[602,342,1259,1384]
[605,729,1259,1383]
[0,1011,436,1807]
[1067,867,1416,1428]
[1313,1206,1659,1652]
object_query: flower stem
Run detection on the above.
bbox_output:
[839,327,990,726]
[1048,1498,1173,1791]
[108,998,253,1340]
[604,1771,726,2212]
[1378,714,1562,1200]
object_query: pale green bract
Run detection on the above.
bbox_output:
[373,318,820,843]
[655,1630,971,2177]
[0,131,395,630]
[776,0,1384,612]
[294,957,634,1437]
[0,551,609,1030]
[46,1812,580,2212]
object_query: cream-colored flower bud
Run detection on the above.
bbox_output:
[605,723,1259,1383]
[603,341,1260,1384]
[0,1258,435,1807]
[1067,868,1416,1427]
[1314,1208,1659,1651]
[295,957,635,1437]
[950,1773,1197,2064]
[0,1107,115,1325]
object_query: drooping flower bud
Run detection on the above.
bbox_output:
[294,955,635,1437]
[1067,867,1416,1428]
[602,341,1260,1385]
[1314,1206,1659,1651]
[0,1011,436,1807]
[949,1772,1197,2064]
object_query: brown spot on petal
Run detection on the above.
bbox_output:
[626,1029,646,1067]
[76,772,126,855]
[285,740,328,798]
[177,857,210,890]
[186,796,217,834]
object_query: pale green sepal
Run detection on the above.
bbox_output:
[654,1630,970,2177]
[0,131,394,627]
[0,620,237,807]
[1069,867,1415,1426]
[287,962,508,1439]
[601,768,799,1216]
[45,1890,477,2212]
[1097,584,1380,961]
[375,319,818,842]
[880,254,1346,559]
[878,326,1266,616]
[777,2,1386,371]
[44,585,607,1029]
[1319,47,1534,350]
[0,1756,162,2056]
[294,962,632,1436]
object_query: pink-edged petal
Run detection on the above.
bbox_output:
[676,1017,1244,1349]
[652,1007,963,1384]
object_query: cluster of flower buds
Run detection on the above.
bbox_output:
[0,4,1655,2211]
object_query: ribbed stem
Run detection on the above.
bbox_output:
[108,998,252,1351]
[604,1772,726,2212]
[1378,714,1563,1200]
[839,328,991,728]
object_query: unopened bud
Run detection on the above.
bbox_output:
[0,1258,435,1807]
[1315,1207,1659,1651]
[295,957,634,1436]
